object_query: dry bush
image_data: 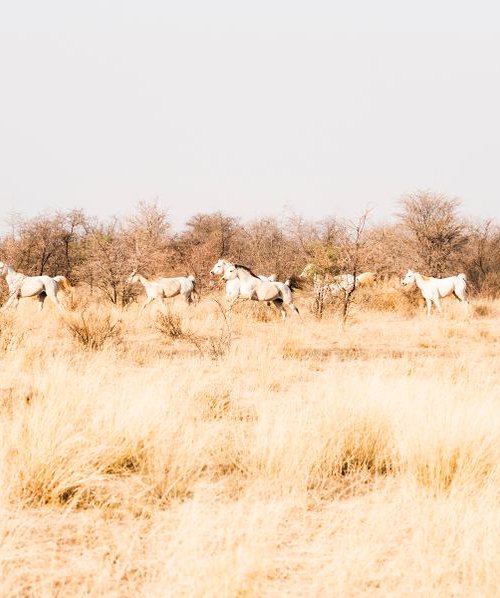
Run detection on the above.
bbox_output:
[281,340,331,361]
[250,302,279,322]
[62,308,122,350]
[0,301,499,595]
[480,271,500,298]
[400,402,500,494]
[473,300,496,318]
[188,326,233,360]
[354,281,423,314]
[188,299,233,360]
[0,312,26,352]
[154,303,232,359]
[155,309,185,339]
[193,386,256,422]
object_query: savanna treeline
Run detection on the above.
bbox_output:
[1,190,499,304]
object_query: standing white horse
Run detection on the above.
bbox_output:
[210,259,276,302]
[127,271,197,310]
[0,261,71,310]
[214,261,300,319]
[401,269,468,317]
[300,264,377,297]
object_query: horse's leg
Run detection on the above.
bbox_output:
[289,302,301,320]
[454,289,470,315]
[425,298,432,317]
[3,294,19,310]
[272,299,286,319]
[37,293,46,311]
[453,289,467,303]
[227,296,240,312]
[48,290,62,310]
[141,296,154,311]
[434,296,442,314]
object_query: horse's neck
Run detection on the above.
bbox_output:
[137,274,150,286]
[236,268,259,283]
[413,273,426,289]
[5,267,25,290]
[6,266,20,281]
[233,268,259,294]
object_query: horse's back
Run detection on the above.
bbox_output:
[357,272,377,286]
[177,276,196,294]
[434,275,466,298]
[158,278,181,297]
[253,281,280,302]
[20,276,55,297]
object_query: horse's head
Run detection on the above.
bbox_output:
[401,269,416,286]
[210,259,230,276]
[127,270,139,284]
[299,263,315,279]
[222,263,238,281]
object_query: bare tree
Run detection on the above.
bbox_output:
[336,210,371,326]
[398,191,468,275]
[77,218,135,305]
[364,224,408,281]
[125,201,172,274]
[171,212,243,289]
[464,219,500,296]
[238,216,303,280]
[0,209,87,278]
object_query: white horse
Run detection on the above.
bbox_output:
[329,274,357,297]
[401,269,468,317]
[216,262,300,319]
[210,259,276,302]
[0,261,71,311]
[127,271,198,310]
[300,264,375,299]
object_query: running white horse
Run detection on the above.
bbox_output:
[210,259,276,302]
[0,261,71,311]
[127,271,197,310]
[215,261,300,319]
[401,269,468,317]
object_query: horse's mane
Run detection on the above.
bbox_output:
[234,264,261,279]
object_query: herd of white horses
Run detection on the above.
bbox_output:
[0,258,469,319]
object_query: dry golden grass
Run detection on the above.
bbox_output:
[0,291,499,596]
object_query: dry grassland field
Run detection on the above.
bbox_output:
[1,287,499,596]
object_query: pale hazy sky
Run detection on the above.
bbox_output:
[1,1,499,229]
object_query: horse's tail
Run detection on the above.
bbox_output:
[457,273,467,281]
[53,275,72,292]
[284,275,302,291]
[187,274,199,303]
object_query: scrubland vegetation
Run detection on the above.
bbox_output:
[1,191,499,306]
[0,191,499,596]
[0,287,499,596]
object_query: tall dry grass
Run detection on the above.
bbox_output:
[0,291,499,596]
